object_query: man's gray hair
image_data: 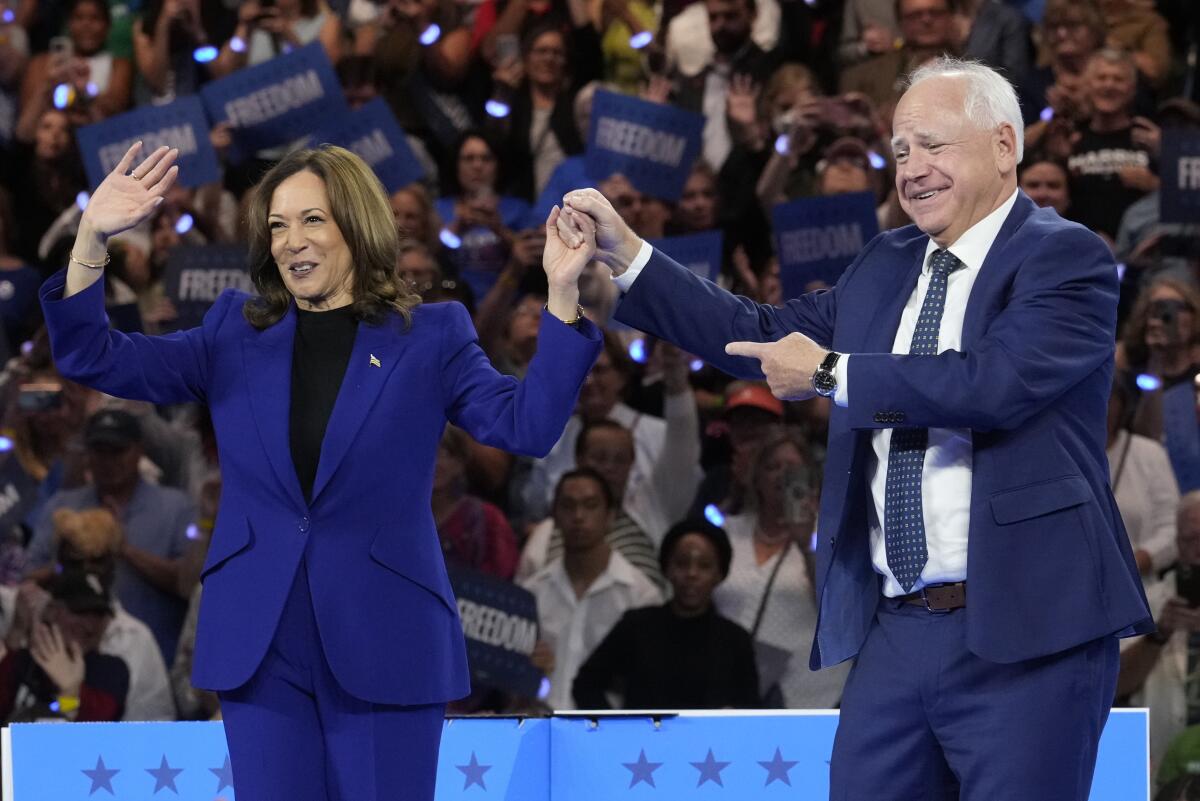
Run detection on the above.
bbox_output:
[906,57,1025,163]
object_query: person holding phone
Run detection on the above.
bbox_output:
[38,141,600,801]
[15,0,133,133]
[709,429,849,708]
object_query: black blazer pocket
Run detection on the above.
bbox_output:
[200,516,254,579]
[990,475,1092,525]
[368,526,458,614]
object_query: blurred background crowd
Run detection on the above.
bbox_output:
[0,0,1198,795]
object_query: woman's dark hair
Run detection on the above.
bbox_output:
[553,466,616,512]
[440,129,502,198]
[1017,153,1069,181]
[1120,277,1200,369]
[242,145,422,330]
[67,0,111,26]
[659,518,733,578]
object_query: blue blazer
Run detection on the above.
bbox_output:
[615,192,1153,670]
[40,271,602,704]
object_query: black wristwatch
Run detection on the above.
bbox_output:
[812,351,841,398]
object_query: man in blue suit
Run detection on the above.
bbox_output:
[558,57,1152,800]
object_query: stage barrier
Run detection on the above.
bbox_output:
[0,709,1148,800]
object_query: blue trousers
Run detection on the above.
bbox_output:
[218,561,446,801]
[829,598,1119,801]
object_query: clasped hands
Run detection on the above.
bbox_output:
[555,189,830,400]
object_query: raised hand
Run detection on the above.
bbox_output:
[82,142,179,240]
[560,188,643,275]
[543,206,596,290]
[31,622,85,697]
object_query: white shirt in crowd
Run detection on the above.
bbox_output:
[1108,429,1179,586]
[615,187,1021,598]
[520,550,662,711]
[713,513,849,708]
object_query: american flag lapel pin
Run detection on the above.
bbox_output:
[370,354,382,368]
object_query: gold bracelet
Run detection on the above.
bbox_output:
[545,303,586,326]
[55,694,81,714]
[70,251,110,270]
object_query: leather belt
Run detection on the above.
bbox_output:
[895,582,966,613]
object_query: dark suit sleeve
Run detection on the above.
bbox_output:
[439,302,602,457]
[614,237,882,379]
[39,269,239,405]
[846,226,1117,432]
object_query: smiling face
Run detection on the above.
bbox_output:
[1020,161,1070,215]
[892,76,1018,248]
[1084,56,1136,118]
[457,137,498,196]
[269,170,355,311]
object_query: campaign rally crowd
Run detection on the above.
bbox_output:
[0,0,1198,794]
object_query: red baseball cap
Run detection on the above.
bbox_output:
[724,383,784,418]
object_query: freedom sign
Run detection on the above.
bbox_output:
[1160,128,1200,225]
[307,97,424,193]
[774,191,879,300]
[161,244,253,331]
[648,230,723,282]
[448,566,544,699]
[76,96,220,189]
[585,90,703,202]
[200,41,348,162]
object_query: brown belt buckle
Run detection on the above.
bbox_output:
[920,585,952,614]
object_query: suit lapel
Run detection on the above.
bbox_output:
[309,317,408,504]
[243,305,306,510]
[858,241,926,354]
[961,192,1035,350]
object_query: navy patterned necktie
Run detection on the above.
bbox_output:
[884,249,964,592]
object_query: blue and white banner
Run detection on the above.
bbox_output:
[161,245,253,332]
[76,96,220,189]
[448,567,544,699]
[774,191,879,300]
[649,230,723,283]
[0,452,39,535]
[3,710,1149,800]
[1160,129,1200,225]
[585,90,703,202]
[200,42,348,161]
[307,97,424,193]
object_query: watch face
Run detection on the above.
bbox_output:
[813,370,836,396]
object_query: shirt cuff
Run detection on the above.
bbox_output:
[612,240,653,293]
[833,354,849,408]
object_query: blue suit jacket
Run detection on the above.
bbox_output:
[40,271,602,704]
[616,192,1153,670]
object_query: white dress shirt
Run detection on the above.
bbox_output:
[521,550,662,710]
[614,188,1020,597]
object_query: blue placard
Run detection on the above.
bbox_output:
[308,97,424,193]
[585,90,704,202]
[76,96,220,190]
[199,42,349,162]
[5,710,1147,800]
[1162,380,1200,493]
[649,230,723,282]
[161,244,253,332]
[1160,128,1200,225]
[448,566,544,698]
[774,191,879,300]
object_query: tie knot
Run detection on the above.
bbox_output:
[930,250,962,277]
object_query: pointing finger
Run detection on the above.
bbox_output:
[725,341,768,360]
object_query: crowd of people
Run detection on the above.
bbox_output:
[0,0,1198,794]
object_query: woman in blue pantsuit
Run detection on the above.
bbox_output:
[40,142,602,800]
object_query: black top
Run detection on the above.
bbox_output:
[290,305,359,503]
[1066,125,1153,239]
[572,604,760,710]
